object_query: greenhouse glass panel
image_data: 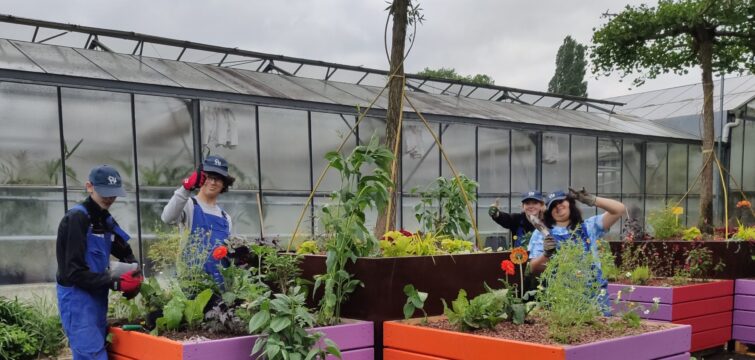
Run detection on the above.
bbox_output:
[62,88,138,236]
[76,49,177,86]
[401,196,422,233]
[200,101,258,190]
[11,40,115,79]
[571,135,597,193]
[511,130,537,194]
[599,195,621,240]
[311,112,357,192]
[688,145,702,193]
[686,196,700,227]
[728,121,744,190]
[258,107,309,191]
[542,133,569,192]
[478,128,510,195]
[743,120,755,191]
[218,190,261,238]
[622,139,643,195]
[645,143,668,195]
[262,195,311,247]
[622,196,644,235]
[644,195,667,235]
[667,143,688,194]
[403,121,439,192]
[358,116,387,145]
[0,39,44,72]
[597,139,621,195]
[441,124,475,180]
[479,196,511,250]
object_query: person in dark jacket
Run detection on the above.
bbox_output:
[56,165,143,360]
[488,190,544,248]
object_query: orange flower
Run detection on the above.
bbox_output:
[500,260,515,276]
[212,246,228,260]
[737,200,752,208]
[510,247,528,265]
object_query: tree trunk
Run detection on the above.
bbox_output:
[698,37,715,234]
[375,0,408,236]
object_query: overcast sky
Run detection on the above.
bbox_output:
[2,0,710,99]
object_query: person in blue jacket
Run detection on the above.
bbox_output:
[56,165,143,360]
[161,155,236,283]
[528,187,625,314]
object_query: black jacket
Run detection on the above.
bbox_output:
[490,211,535,236]
[56,196,136,290]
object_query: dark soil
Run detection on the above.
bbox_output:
[422,313,674,346]
[160,329,240,343]
[611,277,714,287]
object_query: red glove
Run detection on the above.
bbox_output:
[182,170,206,191]
[113,270,144,299]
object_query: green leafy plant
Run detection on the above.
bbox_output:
[0,296,65,360]
[682,226,702,241]
[732,221,755,241]
[262,250,302,294]
[441,284,534,332]
[296,240,320,255]
[402,284,428,323]
[612,286,661,328]
[147,226,184,273]
[647,206,683,240]
[154,288,213,333]
[439,238,473,254]
[412,175,478,238]
[630,265,651,285]
[249,286,341,360]
[316,135,394,325]
[537,238,603,343]
[597,240,620,282]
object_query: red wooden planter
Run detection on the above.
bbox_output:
[608,279,733,352]
[108,320,374,360]
[733,278,755,345]
[383,317,691,360]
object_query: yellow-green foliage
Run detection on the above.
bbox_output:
[682,227,702,241]
[631,265,651,285]
[733,223,755,241]
[379,231,439,257]
[147,227,184,272]
[440,239,473,254]
[647,206,683,239]
[296,240,320,255]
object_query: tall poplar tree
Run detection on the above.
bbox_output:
[548,36,588,97]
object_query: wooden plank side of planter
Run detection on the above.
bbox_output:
[336,347,374,360]
[671,296,733,321]
[183,335,257,360]
[110,354,138,360]
[657,353,691,360]
[689,326,731,352]
[563,324,691,360]
[607,284,673,304]
[672,280,733,303]
[735,279,755,295]
[735,295,755,311]
[673,311,732,333]
[109,328,183,360]
[384,348,449,360]
[734,310,755,326]
[732,325,755,344]
[315,320,374,349]
[611,300,672,321]
[383,321,565,360]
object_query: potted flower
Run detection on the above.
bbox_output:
[383,239,692,360]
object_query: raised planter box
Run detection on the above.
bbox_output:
[734,278,755,345]
[299,252,515,358]
[608,241,754,279]
[608,279,733,352]
[108,319,374,360]
[382,317,691,360]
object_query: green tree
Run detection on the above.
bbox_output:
[416,67,495,85]
[591,0,755,233]
[548,36,588,97]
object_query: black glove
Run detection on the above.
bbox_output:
[568,187,596,207]
[543,235,557,258]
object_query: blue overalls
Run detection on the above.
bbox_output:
[552,223,610,315]
[514,221,527,248]
[56,205,130,360]
[190,197,230,284]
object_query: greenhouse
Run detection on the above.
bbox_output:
[1,15,747,286]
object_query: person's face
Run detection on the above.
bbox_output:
[550,199,571,223]
[200,172,225,197]
[521,199,543,217]
[86,182,117,210]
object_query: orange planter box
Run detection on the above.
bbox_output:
[383,317,691,360]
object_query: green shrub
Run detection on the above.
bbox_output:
[0,296,65,360]
[647,206,683,240]
[630,265,651,285]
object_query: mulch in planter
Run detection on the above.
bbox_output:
[611,277,714,287]
[421,312,673,347]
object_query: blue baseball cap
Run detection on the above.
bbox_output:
[546,190,568,210]
[203,155,229,178]
[521,190,544,203]
[89,165,127,197]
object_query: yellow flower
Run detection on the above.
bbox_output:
[510,247,528,265]
[672,207,684,215]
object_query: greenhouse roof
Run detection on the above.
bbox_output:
[0,14,698,142]
[605,75,755,137]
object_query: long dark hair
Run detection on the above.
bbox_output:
[544,198,583,230]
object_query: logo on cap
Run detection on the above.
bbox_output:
[528,191,535,196]
[108,176,118,185]
[548,193,555,199]
[214,158,222,166]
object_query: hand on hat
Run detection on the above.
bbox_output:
[568,187,596,207]
[182,168,206,191]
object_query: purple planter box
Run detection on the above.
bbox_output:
[734,279,755,345]
[562,323,691,360]
[109,319,374,360]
